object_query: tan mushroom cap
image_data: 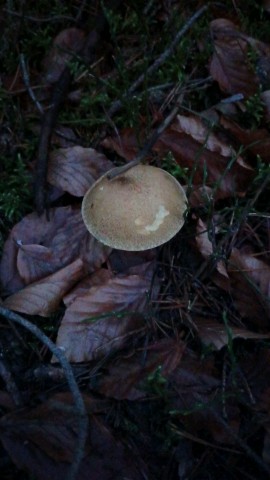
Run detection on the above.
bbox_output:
[81,164,187,251]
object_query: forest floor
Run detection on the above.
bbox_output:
[0,1,270,479]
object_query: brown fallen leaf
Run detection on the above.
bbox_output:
[54,273,160,362]
[228,248,270,328]
[209,18,270,96]
[156,115,253,198]
[101,127,142,160]
[0,206,111,294]
[102,114,253,200]
[17,244,54,285]
[220,116,270,163]
[168,350,239,444]
[63,268,114,307]
[4,258,85,317]
[43,28,86,83]
[195,317,270,350]
[97,338,185,400]
[0,393,146,480]
[47,146,113,196]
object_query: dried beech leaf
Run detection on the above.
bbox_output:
[0,393,144,480]
[17,244,54,284]
[174,114,240,158]
[43,28,86,83]
[209,19,270,95]
[54,274,159,362]
[228,248,270,327]
[4,259,85,316]
[47,147,113,196]
[195,318,270,350]
[63,268,114,307]
[101,128,140,160]
[169,351,239,443]
[220,116,270,163]
[0,206,111,294]
[98,338,185,400]
[156,116,253,198]
[102,115,253,200]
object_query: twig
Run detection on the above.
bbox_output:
[0,306,88,480]
[35,67,72,215]
[108,4,209,117]
[107,92,183,180]
[3,9,74,22]
[34,0,123,215]
[19,54,44,115]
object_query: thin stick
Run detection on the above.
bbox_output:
[3,9,74,22]
[108,4,209,117]
[0,306,88,480]
[19,54,44,115]
[107,92,183,180]
[34,0,123,215]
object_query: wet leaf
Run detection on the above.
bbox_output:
[4,259,85,316]
[47,147,113,196]
[54,273,159,362]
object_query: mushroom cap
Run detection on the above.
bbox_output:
[81,164,187,251]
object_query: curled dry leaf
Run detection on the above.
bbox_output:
[3,258,85,317]
[54,272,159,363]
[195,317,270,350]
[43,28,86,83]
[0,393,145,480]
[0,206,111,295]
[209,18,270,96]
[228,248,270,328]
[47,147,114,196]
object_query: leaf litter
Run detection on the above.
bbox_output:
[1,3,270,480]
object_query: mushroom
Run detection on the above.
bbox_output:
[81,164,187,251]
